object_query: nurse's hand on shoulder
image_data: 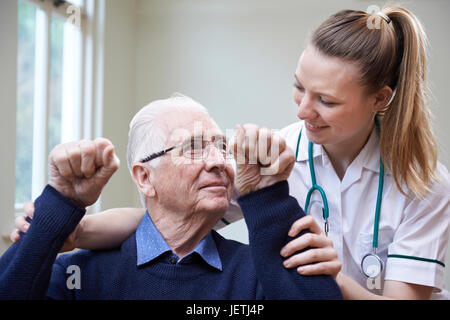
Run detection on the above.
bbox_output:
[280,215,342,280]
[230,124,295,195]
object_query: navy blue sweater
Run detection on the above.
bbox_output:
[0,181,342,300]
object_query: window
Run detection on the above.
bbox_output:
[15,0,102,213]
[16,1,36,205]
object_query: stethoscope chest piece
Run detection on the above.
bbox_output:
[361,252,383,278]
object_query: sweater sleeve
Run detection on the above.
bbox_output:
[0,185,85,300]
[238,181,343,300]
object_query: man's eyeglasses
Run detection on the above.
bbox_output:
[140,135,231,163]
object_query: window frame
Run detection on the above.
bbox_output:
[14,0,104,216]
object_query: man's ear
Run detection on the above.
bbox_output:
[132,163,156,198]
[371,85,394,113]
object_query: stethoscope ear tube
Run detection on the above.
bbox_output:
[303,130,330,235]
[372,116,384,250]
[373,159,384,250]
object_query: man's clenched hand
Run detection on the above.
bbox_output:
[230,124,295,195]
[48,138,120,208]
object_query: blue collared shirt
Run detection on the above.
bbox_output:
[135,212,222,271]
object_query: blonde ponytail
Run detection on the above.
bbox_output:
[380,5,437,197]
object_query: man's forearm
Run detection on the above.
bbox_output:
[0,185,85,299]
[238,181,343,300]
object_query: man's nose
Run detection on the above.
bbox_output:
[297,93,318,120]
[203,144,226,171]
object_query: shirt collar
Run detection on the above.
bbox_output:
[136,211,222,271]
[359,127,382,173]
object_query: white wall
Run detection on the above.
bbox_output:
[99,0,139,209]
[0,0,17,254]
[406,0,450,169]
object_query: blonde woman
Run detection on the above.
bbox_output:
[13,5,450,299]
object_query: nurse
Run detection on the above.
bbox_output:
[277,5,450,299]
[12,5,450,299]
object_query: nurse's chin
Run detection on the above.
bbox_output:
[305,130,331,145]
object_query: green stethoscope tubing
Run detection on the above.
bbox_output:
[304,137,330,234]
[295,118,385,251]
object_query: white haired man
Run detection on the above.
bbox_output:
[0,95,342,300]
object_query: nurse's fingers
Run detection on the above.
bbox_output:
[280,232,333,258]
[282,247,339,270]
[23,201,35,219]
[288,215,323,238]
[296,260,342,278]
[10,228,21,243]
[15,215,30,233]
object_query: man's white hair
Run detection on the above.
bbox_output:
[126,93,209,207]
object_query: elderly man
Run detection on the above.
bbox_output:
[0,94,342,300]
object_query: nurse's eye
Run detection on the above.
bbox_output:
[319,97,336,106]
[293,82,304,92]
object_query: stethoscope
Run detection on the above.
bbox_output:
[295,118,385,279]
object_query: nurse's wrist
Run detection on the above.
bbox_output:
[335,272,346,288]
